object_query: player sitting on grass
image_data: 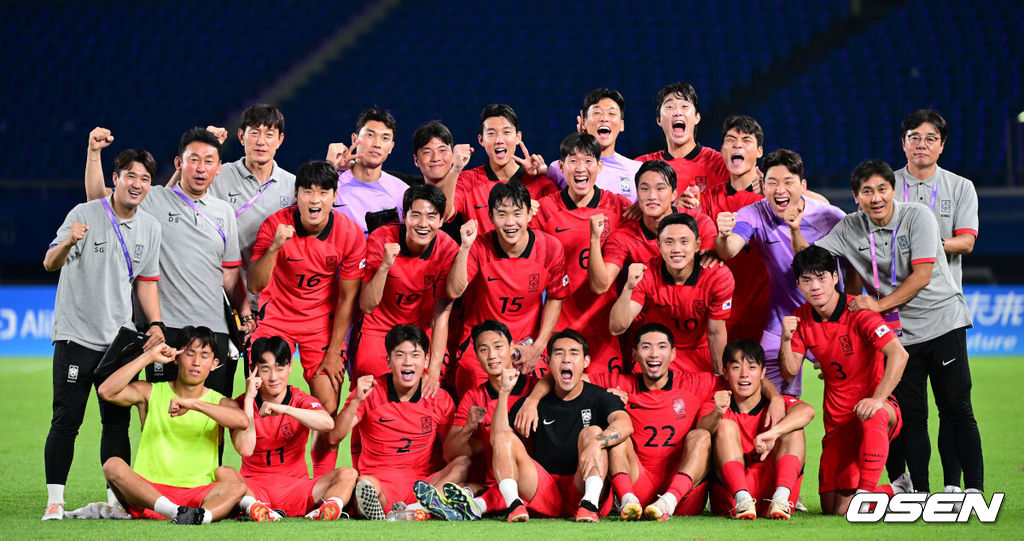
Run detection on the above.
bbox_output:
[699,340,814,520]
[329,324,468,520]
[489,330,632,523]
[97,326,248,525]
[230,336,357,521]
[780,246,911,515]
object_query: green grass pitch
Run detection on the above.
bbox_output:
[0,356,1020,540]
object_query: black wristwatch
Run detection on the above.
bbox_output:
[148,320,167,333]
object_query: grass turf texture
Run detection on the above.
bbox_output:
[0,356,1020,540]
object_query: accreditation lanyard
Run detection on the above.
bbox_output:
[100,197,134,282]
[868,223,903,336]
[171,186,227,247]
[235,181,272,218]
[903,178,939,211]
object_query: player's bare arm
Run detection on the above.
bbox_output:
[359,242,399,313]
[713,211,746,259]
[322,278,360,392]
[446,220,477,298]
[489,369,520,441]
[707,318,727,375]
[437,144,472,221]
[84,127,114,200]
[513,372,554,436]
[752,401,815,460]
[98,345,177,406]
[423,298,453,398]
[855,338,909,421]
[327,374,372,445]
[259,400,334,432]
[586,213,620,295]
[595,410,633,449]
[230,373,261,457]
[43,222,88,271]
[778,315,803,381]
[697,389,732,433]
[609,263,645,335]
[784,202,808,254]
[443,405,485,462]
[849,262,932,313]
[135,280,165,350]
[247,223,295,294]
[943,232,976,255]
[169,396,248,430]
[516,298,562,375]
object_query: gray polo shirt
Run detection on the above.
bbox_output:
[51,198,162,351]
[894,165,978,288]
[208,158,296,265]
[815,200,971,345]
[141,185,241,333]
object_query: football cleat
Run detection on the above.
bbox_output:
[306,499,346,520]
[575,500,599,523]
[892,472,914,494]
[506,498,529,522]
[248,501,281,522]
[643,495,675,522]
[355,480,386,520]
[42,503,65,521]
[171,505,205,525]
[730,497,756,520]
[767,497,793,520]
[619,493,642,521]
[443,483,482,520]
[414,480,463,521]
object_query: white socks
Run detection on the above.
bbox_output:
[734,490,752,504]
[582,476,603,507]
[773,487,792,501]
[498,479,520,507]
[201,508,213,523]
[239,495,256,511]
[473,497,488,514]
[46,484,65,505]
[154,496,179,518]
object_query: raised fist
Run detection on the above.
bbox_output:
[88,127,114,152]
[460,220,478,247]
[382,242,400,268]
[453,144,473,171]
[625,262,646,289]
[781,316,799,341]
[713,390,732,415]
[589,214,606,239]
[717,211,737,237]
[68,222,89,246]
[272,224,295,250]
[354,374,376,402]
[205,126,228,145]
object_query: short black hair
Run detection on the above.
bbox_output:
[850,159,896,192]
[355,108,398,135]
[412,120,454,153]
[177,325,219,359]
[487,180,531,213]
[471,319,513,347]
[239,103,285,133]
[385,324,429,356]
[402,183,446,218]
[723,339,765,368]
[655,82,699,115]
[657,212,699,239]
[479,103,519,134]
[722,115,764,147]
[762,149,804,179]
[582,88,625,117]
[791,245,839,281]
[250,336,292,367]
[633,322,675,348]
[559,132,601,162]
[294,160,339,192]
[901,109,947,143]
[178,127,222,159]
[113,148,157,177]
[635,159,677,191]
[546,328,589,357]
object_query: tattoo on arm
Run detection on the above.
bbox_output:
[597,428,621,448]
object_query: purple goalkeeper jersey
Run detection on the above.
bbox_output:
[334,170,409,235]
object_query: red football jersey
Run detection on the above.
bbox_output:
[592,370,724,474]
[629,256,734,373]
[453,374,535,467]
[348,376,455,478]
[698,395,804,462]
[635,144,729,193]
[361,224,459,334]
[234,386,324,479]
[700,183,770,342]
[252,207,366,324]
[602,210,715,271]
[789,294,897,433]
[532,188,631,334]
[453,164,559,234]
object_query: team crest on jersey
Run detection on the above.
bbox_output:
[133,243,144,261]
[693,300,708,313]
[420,416,433,434]
[326,255,338,269]
[280,196,290,208]
[897,235,910,254]
[874,325,890,338]
[424,274,436,288]
[673,398,687,418]
[620,177,633,196]
[695,176,708,191]
[581,408,593,427]
[216,218,225,230]
[528,273,541,293]
[281,421,295,440]
[839,335,854,356]
[940,199,952,215]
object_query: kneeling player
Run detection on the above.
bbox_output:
[490,330,632,522]
[98,327,248,524]
[231,336,357,521]
[329,324,468,520]
[699,340,814,519]
[780,246,910,515]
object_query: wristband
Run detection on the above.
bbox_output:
[148,320,166,333]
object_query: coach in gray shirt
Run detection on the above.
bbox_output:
[795,159,983,495]
[85,128,254,400]
[42,144,163,520]
[894,109,978,289]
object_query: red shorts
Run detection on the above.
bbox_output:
[245,473,319,517]
[253,316,331,382]
[819,396,903,493]
[525,460,613,518]
[671,346,714,375]
[631,461,708,515]
[710,460,803,517]
[127,479,218,519]
[350,330,390,382]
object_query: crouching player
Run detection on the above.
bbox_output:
[489,330,632,522]
[699,340,814,519]
[780,246,910,515]
[329,324,468,520]
[97,326,248,524]
[231,336,357,521]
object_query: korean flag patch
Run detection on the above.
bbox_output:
[722,299,733,310]
[874,324,890,338]
[358,259,367,269]
[562,274,570,287]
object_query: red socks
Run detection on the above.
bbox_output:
[857,408,890,492]
[721,461,748,495]
[610,472,634,499]
[666,472,695,502]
